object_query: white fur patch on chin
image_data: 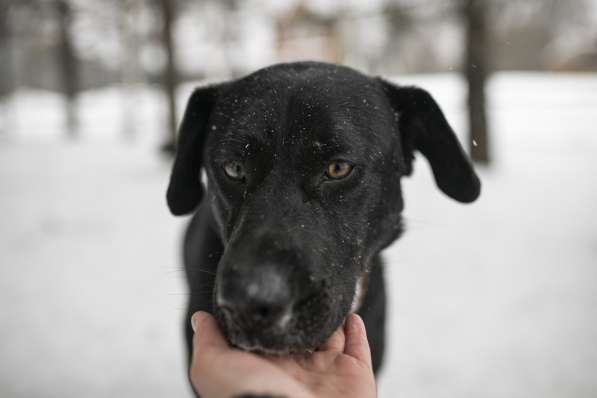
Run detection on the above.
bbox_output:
[350,276,365,313]
[235,341,292,355]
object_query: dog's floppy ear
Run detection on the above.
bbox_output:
[167,84,221,215]
[379,79,481,203]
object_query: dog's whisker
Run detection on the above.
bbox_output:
[188,288,216,295]
[160,265,216,275]
[196,268,217,276]
[160,268,186,275]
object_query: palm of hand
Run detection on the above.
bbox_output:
[265,349,375,398]
[190,313,376,398]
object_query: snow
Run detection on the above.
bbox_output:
[1,72,597,397]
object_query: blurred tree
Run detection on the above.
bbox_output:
[462,0,490,163]
[220,0,243,77]
[0,1,12,134]
[381,2,415,73]
[155,0,178,153]
[0,1,12,135]
[54,0,79,139]
[275,1,343,65]
[0,1,13,99]
[119,0,143,141]
[492,0,591,70]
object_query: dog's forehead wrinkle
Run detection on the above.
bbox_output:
[215,84,387,164]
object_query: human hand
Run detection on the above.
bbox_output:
[189,311,376,398]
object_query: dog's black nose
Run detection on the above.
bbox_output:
[218,265,292,326]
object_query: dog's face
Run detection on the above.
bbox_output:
[167,62,480,353]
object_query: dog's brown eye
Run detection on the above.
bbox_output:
[326,160,353,179]
[223,161,246,181]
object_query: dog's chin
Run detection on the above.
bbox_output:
[229,335,309,355]
[214,308,338,355]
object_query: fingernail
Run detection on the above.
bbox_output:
[191,311,208,332]
[350,313,366,335]
[191,314,198,332]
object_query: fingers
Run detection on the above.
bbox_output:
[343,313,372,369]
[320,321,346,352]
[189,313,312,398]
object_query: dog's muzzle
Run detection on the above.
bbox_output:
[217,264,292,326]
[216,263,295,349]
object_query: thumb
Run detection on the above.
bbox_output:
[343,313,373,369]
[191,311,228,355]
[189,312,233,398]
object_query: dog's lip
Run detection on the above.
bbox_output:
[232,340,298,355]
[213,280,342,353]
[225,324,293,351]
[220,311,292,336]
[216,305,306,352]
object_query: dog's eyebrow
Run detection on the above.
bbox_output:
[303,134,368,165]
[309,138,347,156]
[210,129,271,163]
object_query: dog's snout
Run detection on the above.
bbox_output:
[244,281,289,323]
[218,265,292,327]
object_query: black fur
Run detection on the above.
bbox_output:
[167,62,480,375]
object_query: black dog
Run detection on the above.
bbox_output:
[166,61,480,373]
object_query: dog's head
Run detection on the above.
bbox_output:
[167,62,480,353]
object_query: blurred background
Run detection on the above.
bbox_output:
[1,0,596,397]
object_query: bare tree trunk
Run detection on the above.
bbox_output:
[55,0,79,139]
[0,1,15,135]
[0,2,12,100]
[463,0,490,163]
[157,0,178,153]
[120,0,142,142]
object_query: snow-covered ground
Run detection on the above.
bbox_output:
[1,72,596,398]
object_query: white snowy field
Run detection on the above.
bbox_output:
[1,72,596,398]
